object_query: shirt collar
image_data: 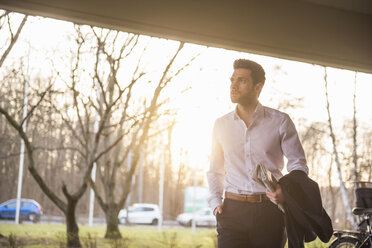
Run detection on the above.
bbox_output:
[233,102,264,120]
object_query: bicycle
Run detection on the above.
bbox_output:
[328,182,372,248]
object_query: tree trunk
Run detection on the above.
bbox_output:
[323,67,356,228]
[352,72,358,183]
[65,198,81,248]
[327,159,337,222]
[104,206,121,239]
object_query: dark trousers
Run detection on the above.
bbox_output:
[216,198,286,248]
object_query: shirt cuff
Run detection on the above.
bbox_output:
[289,164,309,175]
[208,196,223,212]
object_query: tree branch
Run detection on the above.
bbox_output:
[0,14,28,68]
[20,84,53,127]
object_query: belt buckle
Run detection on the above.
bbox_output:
[244,194,261,202]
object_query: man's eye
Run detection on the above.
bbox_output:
[230,78,247,84]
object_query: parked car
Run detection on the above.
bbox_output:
[118,203,160,225]
[177,208,216,227]
[0,199,42,223]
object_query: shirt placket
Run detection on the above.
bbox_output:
[246,112,260,192]
[245,126,253,191]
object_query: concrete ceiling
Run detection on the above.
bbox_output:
[1,0,371,73]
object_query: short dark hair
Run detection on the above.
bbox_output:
[233,59,266,85]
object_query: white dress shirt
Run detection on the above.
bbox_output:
[207,102,308,211]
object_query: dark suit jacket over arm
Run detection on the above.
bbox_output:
[279,170,333,248]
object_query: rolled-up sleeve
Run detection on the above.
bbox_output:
[207,120,225,211]
[280,114,309,174]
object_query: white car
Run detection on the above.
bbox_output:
[177,208,216,227]
[118,203,160,225]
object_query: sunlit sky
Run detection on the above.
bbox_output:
[3,13,372,182]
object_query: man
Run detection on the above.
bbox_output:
[207,59,308,248]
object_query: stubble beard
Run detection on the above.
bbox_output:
[230,94,238,103]
[230,92,256,106]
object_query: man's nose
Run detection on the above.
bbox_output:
[231,83,238,89]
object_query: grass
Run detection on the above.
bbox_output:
[0,223,332,247]
[0,224,215,248]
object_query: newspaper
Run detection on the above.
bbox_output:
[252,163,285,213]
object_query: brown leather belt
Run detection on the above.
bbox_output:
[225,192,268,203]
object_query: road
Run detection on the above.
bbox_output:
[0,216,214,229]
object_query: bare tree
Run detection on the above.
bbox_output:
[37,24,204,240]
[78,26,203,238]
[1,14,118,246]
[0,61,27,200]
[0,82,95,247]
[323,66,356,228]
[352,72,358,183]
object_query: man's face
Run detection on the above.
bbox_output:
[230,68,262,104]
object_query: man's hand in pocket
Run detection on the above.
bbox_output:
[213,205,223,216]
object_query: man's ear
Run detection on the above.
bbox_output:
[255,82,264,95]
